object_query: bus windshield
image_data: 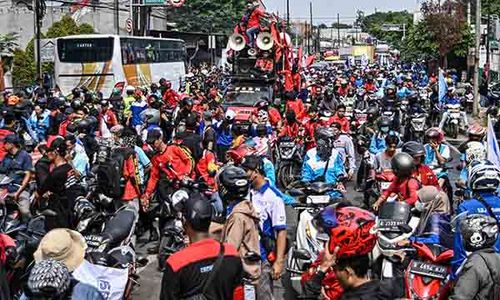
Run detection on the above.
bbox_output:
[225,86,271,106]
[57,37,114,63]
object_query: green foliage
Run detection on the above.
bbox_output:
[400,21,438,61]
[0,33,18,56]
[360,11,413,49]
[166,0,247,33]
[11,49,36,87]
[12,16,95,86]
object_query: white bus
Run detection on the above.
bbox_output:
[54,34,186,96]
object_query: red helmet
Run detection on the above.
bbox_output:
[226,144,256,165]
[467,123,486,137]
[322,205,376,258]
[425,127,444,143]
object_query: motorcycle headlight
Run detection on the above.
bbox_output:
[172,190,189,211]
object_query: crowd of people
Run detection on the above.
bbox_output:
[0,58,499,300]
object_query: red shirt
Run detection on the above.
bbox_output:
[247,7,265,28]
[414,164,439,188]
[286,99,306,120]
[279,122,300,139]
[196,150,218,190]
[163,89,180,108]
[337,87,349,97]
[281,70,295,92]
[101,109,118,128]
[364,83,377,92]
[330,114,350,133]
[268,107,282,127]
[382,177,421,205]
[122,156,141,201]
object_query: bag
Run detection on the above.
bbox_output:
[476,253,500,300]
[96,147,136,198]
[72,260,128,300]
[182,242,225,300]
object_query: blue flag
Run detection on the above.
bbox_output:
[487,116,500,168]
[438,69,447,104]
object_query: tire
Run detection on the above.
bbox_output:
[157,235,172,271]
[278,162,299,189]
[451,123,458,139]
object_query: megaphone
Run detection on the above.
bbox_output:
[247,48,258,57]
[256,32,274,51]
[279,32,292,46]
[228,33,246,52]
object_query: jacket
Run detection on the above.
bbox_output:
[302,148,345,185]
[330,114,350,134]
[414,164,439,188]
[339,279,403,300]
[28,110,50,142]
[452,193,500,276]
[381,177,421,205]
[450,249,500,300]
[222,200,262,281]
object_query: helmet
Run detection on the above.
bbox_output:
[77,119,91,134]
[71,99,83,111]
[7,95,20,106]
[125,85,135,93]
[391,152,415,178]
[73,197,96,221]
[315,126,334,142]
[467,123,486,137]
[465,141,486,164]
[225,110,236,121]
[460,214,498,252]
[217,166,249,203]
[257,110,269,123]
[468,160,500,192]
[378,117,392,129]
[181,97,193,108]
[227,144,255,165]
[425,127,444,143]
[27,259,71,298]
[316,205,376,258]
[140,108,160,125]
[402,141,425,157]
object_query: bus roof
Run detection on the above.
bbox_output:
[55,34,184,42]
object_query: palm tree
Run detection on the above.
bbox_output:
[0,33,18,90]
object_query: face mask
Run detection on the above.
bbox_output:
[381,126,389,133]
[415,200,427,212]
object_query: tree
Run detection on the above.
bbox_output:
[11,49,36,87]
[400,21,438,61]
[421,0,469,67]
[165,0,247,33]
[360,11,413,49]
[0,33,18,90]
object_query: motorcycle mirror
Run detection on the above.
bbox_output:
[454,189,464,197]
[398,224,413,234]
[293,248,312,261]
[40,209,57,217]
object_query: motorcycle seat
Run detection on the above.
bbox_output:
[102,208,137,246]
[306,182,334,194]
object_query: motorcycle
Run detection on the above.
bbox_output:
[284,182,341,296]
[443,103,461,139]
[405,112,427,143]
[275,136,303,189]
[404,242,453,299]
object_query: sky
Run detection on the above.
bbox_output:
[264,0,419,26]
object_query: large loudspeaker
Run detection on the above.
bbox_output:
[256,32,274,50]
[228,33,246,51]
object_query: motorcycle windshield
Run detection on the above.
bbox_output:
[379,202,412,221]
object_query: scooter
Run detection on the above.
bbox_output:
[275,136,303,189]
[443,103,461,139]
[404,242,454,299]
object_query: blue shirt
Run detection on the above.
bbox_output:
[130,100,148,126]
[0,149,33,191]
[250,180,287,261]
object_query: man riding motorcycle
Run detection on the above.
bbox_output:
[401,141,439,188]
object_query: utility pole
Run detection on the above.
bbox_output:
[310,2,313,53]
[306,21,310,54]
[286,0,290,29]
[485,0,491,82]
[115,0,119,34]
[34,0,42,79]
[473,0,481,117]
[337,13,340,48]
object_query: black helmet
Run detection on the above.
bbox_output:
[460,214,498,252]
[71,99,83,111]
[378,117,392,129]
[183,191,212,231]
[73,197,96,221]
[315,126,334,142]
[77,119,91,134]
[217,166,249,203]
[402,141,425,157]
[391,152,415,178]
[181,97,193,108]
[367,106,379,116]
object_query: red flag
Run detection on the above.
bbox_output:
[305,55,316,67]
[297,47,303,70]
[112,81,126,97]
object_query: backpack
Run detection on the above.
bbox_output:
[476,253,500,300]
[96,147,136,198]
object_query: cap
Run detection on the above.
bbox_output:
[4,134,20,145]
[241,154,263,172]
[184,192,212,231]
[146,129,162,144]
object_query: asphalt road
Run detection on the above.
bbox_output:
[132,135,465,300]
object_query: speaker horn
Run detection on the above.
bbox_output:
[228,33,246,52]
[256,32,274,51]
[247,48,258,57]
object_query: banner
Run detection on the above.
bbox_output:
[487,116,500,168]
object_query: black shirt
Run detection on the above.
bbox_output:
[160,238,243,300]
[177,131,203,161]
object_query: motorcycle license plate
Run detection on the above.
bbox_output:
[356,114,367,122]
[410,260,447,279]
[450,113,461,118]
[306,195,331,204]
[280,142,295,148]
[380,182,391,190]
[378,219,407,232]
[84,235,104,250]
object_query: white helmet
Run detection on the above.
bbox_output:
[465,141,486,165]
[125,85,135,92]
[468,160,500,192]
[225,110,236,121]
